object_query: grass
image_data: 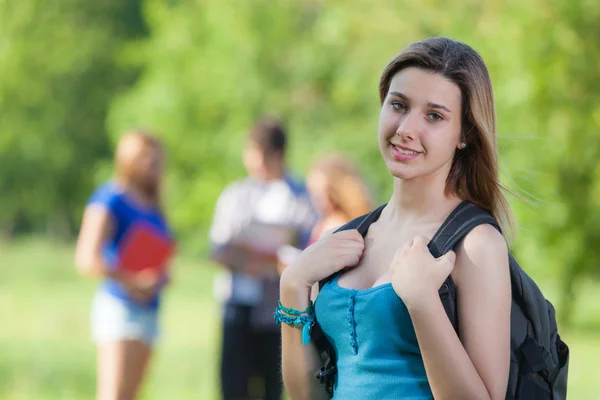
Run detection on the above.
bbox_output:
[0,237,220,400]
[0,237,599,399]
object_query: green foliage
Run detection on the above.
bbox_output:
[2,0,600,319]
[0,0,147,236]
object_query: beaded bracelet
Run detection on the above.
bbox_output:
[274,301,315,346]
[277,300,314,316]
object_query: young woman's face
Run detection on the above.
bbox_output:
[378,67,463,182]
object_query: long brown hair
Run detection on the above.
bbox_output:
[309,154,375,221]
[115,130,164,207]
[379,37,515,239]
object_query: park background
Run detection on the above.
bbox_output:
[1,0,600,398]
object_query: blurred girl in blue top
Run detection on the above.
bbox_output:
[279,37,513,399]
[75,130,174,400]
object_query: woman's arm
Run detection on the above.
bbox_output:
[279,278,330,400]
[403,225,511,399]
[75,204,116,278]
[279,229,365,400]
[75,205,161,300]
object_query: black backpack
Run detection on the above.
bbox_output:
[311,201,569,399]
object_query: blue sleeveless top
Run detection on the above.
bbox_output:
[314,273,433,399]
[87,181,174,309]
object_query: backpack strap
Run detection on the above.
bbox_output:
[428,201,500,258]
[312,204,385,394]
[317,204,386,292]
[426,201,501,334]
[338,203,386,236]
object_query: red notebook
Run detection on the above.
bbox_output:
[118,223,175,274]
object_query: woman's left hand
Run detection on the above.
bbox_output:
[389,235,456,309]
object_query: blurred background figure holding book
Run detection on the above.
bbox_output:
[276,154,375,274]
[75,130,175,400]
[209,117,316,400]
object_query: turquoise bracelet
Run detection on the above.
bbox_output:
[274,301,315,346]
[277,300,314,316]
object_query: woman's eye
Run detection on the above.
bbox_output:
[428,113,443,122]
[392,102,407,111]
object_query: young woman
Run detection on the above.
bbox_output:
[75,131,174,400]
[278,37,513,399]
[306,154,375,244]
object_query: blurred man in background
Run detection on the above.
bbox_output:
[209,117,316,400]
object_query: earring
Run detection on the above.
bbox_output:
[459,142,467,149]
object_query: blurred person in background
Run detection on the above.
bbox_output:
[75,131,175,400]
[305,154,375,244]
[209,117,316,400]
[276,154,375,275]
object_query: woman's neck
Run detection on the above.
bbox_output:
[385,175,461,224]
[119,181,157,209]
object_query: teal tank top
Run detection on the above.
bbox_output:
[314,273,434,399]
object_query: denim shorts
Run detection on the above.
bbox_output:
[91,290,159,345]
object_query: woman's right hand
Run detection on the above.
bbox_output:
[281,229,365,290]
[121,269,164,303]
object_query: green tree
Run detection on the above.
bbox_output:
[3,0,600,322]
[0,0,147,237]
[514,0,600,325]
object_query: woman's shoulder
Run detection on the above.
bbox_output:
[463,223,506,253]
[87,181,123,208]
[455,223,508,274]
